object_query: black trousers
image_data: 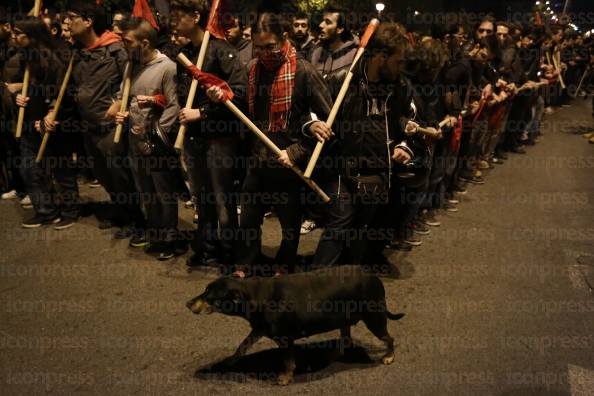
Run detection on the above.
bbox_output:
[183,136,239,263]
[128,136,179,243]
[236,162,304,273]
[19,131,79,220]
[82,126,144,227]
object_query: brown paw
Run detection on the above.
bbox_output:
[277,373,293,385]
[382,354,395,365]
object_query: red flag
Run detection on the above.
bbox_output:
[186,65,234,101]
[535,12,542,26]
[206,0,226,39]
[132,0,159,31]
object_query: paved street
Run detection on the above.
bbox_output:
[1,98,593,395]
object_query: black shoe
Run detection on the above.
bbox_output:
[461,175,485,185]
[22,215,61,229]
[186,251,219,267]
[452,184,467,195]
[98,219,113,230]
[146,242,175,261]
[54,217,76,230]
[129,230,148,248]
[403,235,423,246]
[409,221,431,235]
[444,202,459,212]
[510,147,526,154]
[389,240,413,251]
[491,157,504,165]
[114,227,134,239]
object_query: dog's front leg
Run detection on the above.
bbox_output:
[277,339,295,386]
[221,329,262,367]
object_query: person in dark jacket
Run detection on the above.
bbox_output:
[170,0,247,270]
[67,0,145,240]
[311,23,416,266]
[225,15,254,69]
[12,17,80,229]
[231,11,333,277]
[289,11,316,61]
[114,18,182,261]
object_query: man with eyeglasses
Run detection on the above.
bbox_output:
[169,0,247,271]
[66,0,145,241]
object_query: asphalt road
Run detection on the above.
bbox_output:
[1,99,593,395]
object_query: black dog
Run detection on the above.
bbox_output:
[186,265,404,385]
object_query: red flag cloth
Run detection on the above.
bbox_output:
[535,12,542,26]
[186,65,234,101]
[86,31,121,50]
[132,0,160,31]
[152,94,167,109]
[450,114,463,152]
[206,0,226,39]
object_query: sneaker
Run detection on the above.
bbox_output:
[474,170,483,177]
[129,230,148,248]
[510,147,526,154]
[89,179,101,188]
[1,190,18,200]
[22,215,61,229]
[452,184,467,195]
[409,221,431,235]
[491,157,504,165]
[422,211,441,227]
[54,218,76,230]
[444,202,459,212]
[146,242,175,261]
[300,219,317,235]
[461,175,485,185]
[388,240,413,251]
[20,195,32,208]
[404,235,423,247]
[447,198,460,205]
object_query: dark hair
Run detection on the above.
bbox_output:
[121,17,158,47]
[169,0,209,29]
[478,34,500,59]
[252,12,289,40]
[475,15,496,32]
[14,16,56,51]
[68,0,110,35]
[293,11,309,22]
[496,21,512,31]
[321,2,351,42]
[411,38,449,75]
[367,23,409,57]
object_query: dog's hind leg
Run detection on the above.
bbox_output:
[340,326,353,355]
[362,315,395,365]
[276,339,296,386]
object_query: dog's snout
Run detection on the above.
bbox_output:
[186,298,208,314]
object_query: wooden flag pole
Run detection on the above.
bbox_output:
[35,56,74,163]
[113,62,132,143]
[15,0,42,139]
[177,53,330,203]
[303,18,380,179]
[552,51,566,89]
[174,0,221,152]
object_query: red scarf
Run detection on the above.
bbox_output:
[248,41,297,133]
[86,31,122,50]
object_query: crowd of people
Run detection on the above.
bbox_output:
[1,0,593,278]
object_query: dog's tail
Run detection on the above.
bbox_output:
[387,311,405,320]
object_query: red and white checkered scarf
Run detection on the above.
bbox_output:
[248,41,297,133]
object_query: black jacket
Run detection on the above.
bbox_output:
[72,42,128,130]
[249,57,332,165]
[176,38,247,140]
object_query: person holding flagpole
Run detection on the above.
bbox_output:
[170,0,247,271]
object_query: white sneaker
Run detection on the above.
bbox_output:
[1,190,17,200]
[20,195,32,208]
[300,219,317,235]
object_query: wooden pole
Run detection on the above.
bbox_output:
[113,62,132,143]
[552,51,566,89]
[15,0,42,139]
[35,56,74,163]
[177,53,330,202]
[173,29,212,152]
[303,18,380,179]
